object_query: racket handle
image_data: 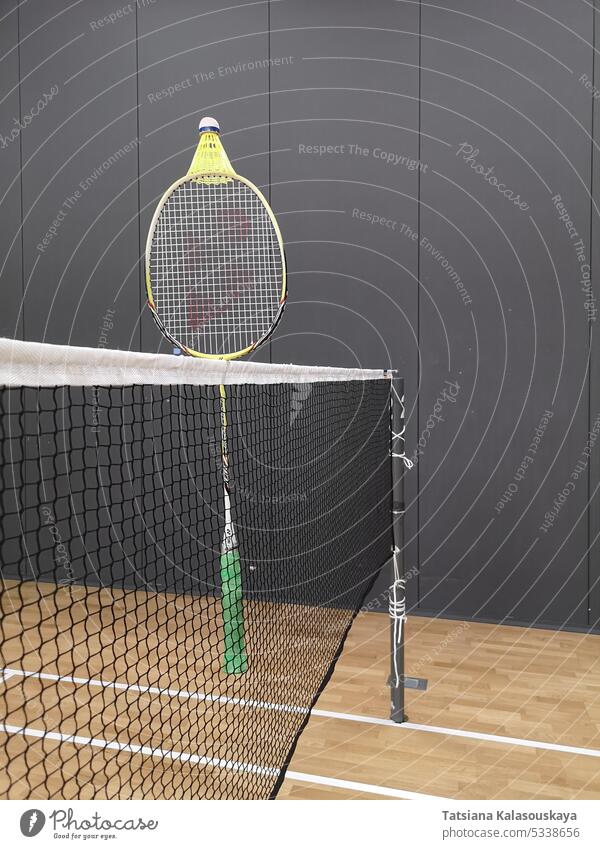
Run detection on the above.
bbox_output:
[220,549,248,674]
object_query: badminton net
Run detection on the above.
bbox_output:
[0,338,393,799]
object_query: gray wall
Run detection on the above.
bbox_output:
[1,0,598,630]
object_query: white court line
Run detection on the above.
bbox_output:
[0,721,441,799]
[5,668,598,761]
[1,667,305,715]
[0,723,277,777]
[310,709,600,759]
[1,669,19,682]
[285,770,447,800]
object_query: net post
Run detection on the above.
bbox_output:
[390,376,407,723]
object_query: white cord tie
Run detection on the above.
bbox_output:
[391,386,413,468]
[389,545,407,688]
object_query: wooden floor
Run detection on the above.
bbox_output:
[3,577,600,799]
[0,580,359,799]
[278,613,600,799]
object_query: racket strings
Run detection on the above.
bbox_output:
[149,179,284,356]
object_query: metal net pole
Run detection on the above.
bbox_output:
[390,377,407,723]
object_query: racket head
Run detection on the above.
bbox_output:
[145,170,286,359]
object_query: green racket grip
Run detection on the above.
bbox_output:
[220,549,247,674]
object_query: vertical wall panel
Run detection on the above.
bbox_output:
[137,0,270,355]
[590,0,600,631]
[419,0,593,627]
[269,0,420,605]
[19,0,139,350]
[0,0,23,339]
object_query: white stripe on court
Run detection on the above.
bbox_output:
[285,770,447,800]
[0,723,278,777]
[1,667,305,715]
[310,708,600,759]
[1,669,18,682]
[6,668,598,761]
[0,721,444,799]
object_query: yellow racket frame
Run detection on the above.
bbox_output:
[145,130,286,360]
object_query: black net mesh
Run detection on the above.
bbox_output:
[0,375,392,799]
